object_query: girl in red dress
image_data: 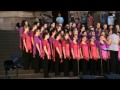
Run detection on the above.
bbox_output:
[30,23,37,69]
[71,35,80,76]
[62,32,70,77]
[53,31,62,77]
[22,26,32,70]
[42,32,51,78]
[89,36,100,75]
[80,36,90,75]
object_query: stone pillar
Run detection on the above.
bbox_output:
[0,11,53,30]
[0,11,35,30]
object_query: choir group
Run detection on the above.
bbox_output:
[19,19,120,78]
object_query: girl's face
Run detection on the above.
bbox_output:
[97,23,101,29]
[100,36,104,41]
[103,24,107,29]
[65,33,69,39]
[109,25,113,29]
[61,31,64,35]
[33,25,37,30]
[58,26,61,31]
[36,30,40,35]
[74,29,78,35]
[82,37,87,42]
[81,27,85,32]
[44,24,47,29]
[92,31,95,36]
[72,23,76,28]
[116,25,119,30]
[53,30,56,36]
[74,35,78,40]
[25,21,28,26]
[51,23,55,28]
[41,27,44,32]
[101,32,105,36]
[58,34,61,40]
[91,37,95,42]
[37,23,40,27]
[83,32,87,36]
[91,27,94,31]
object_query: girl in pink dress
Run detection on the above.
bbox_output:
[98,35,109,74]
[49,28,56,73]
[118,34,120,74]
[80,36,89,75]
[33,29,42,73]
[71,35,80,76]
[118,34,120,61]
[89,36,100,75]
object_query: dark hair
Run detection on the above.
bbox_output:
[16,23,20,28]
[112,29,117,34]
[42,32,49,39]
[63,32,69,43]
[55,31,61,39]
[34,21,40,25]
[103,23,107,25]
[50,28,56,36]
[44,22,48,25]
[90,36,95,42]
[21,20,27,27]
[50,22,55,25]
[82,31,86,34]
[32,23,37,29]
[99,35,104,38]
[71,34,78,40]
[81,35,86,39]
[89,30,94,35]
[57,25,62,28]
[34,28,40,35]
[64,32,69,38]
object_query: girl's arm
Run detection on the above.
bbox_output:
[56,47,61,59]
[89,48,92,59]
[23,39,28,52]
[80,48,83,59]
[71,48,75,59]
[97,48,100,59]
[63,46,66,59]
[31,37,34,46]
[43,46,49,59]
[36,44,41,56]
